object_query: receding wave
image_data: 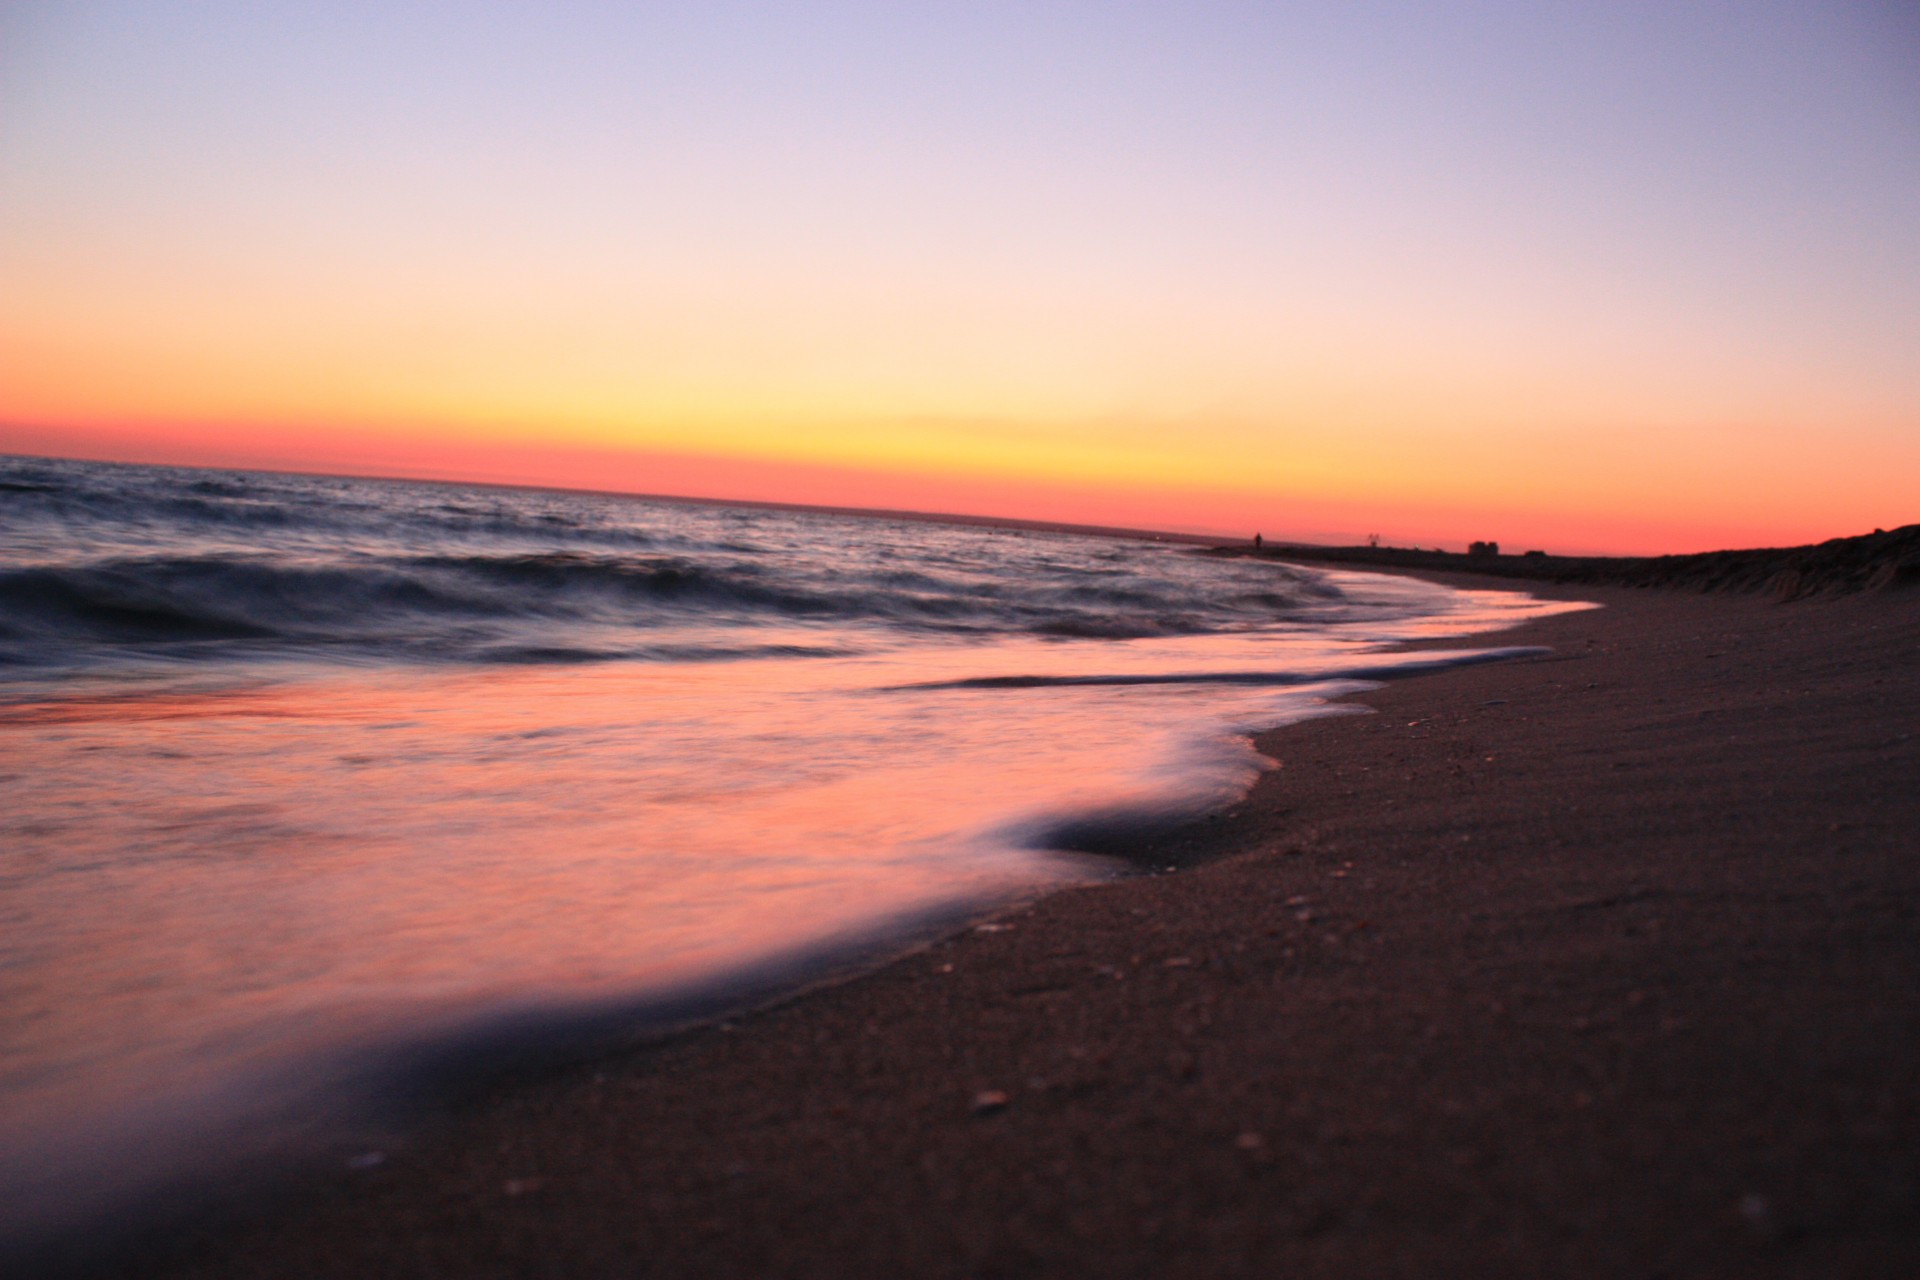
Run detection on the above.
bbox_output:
[882,648,1551,691]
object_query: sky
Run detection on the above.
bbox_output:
[3,1,1917,553]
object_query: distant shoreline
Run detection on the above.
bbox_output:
[1220,524,1920,598]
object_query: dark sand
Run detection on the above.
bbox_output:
[112,575,1920,1278]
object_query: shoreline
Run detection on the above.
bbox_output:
[1207,523,1919,597]
[81,572,1920,1277]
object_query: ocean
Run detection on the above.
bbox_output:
[0,454,1580,1246]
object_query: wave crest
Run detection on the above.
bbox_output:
[0,458,1387,675]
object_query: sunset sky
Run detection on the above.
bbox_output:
[3,1,1916,553]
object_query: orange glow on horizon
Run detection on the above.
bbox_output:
[2,414,1902,558]
[4,4,1915,561]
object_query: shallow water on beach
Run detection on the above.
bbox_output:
[0,456,1582,1243]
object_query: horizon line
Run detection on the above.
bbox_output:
[4,446,1898,561]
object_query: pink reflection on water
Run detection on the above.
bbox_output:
[0,582,1590,1208]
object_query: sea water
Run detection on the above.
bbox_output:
[0,455,1581,1244]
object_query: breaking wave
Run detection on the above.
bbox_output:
[0,455,1397,675]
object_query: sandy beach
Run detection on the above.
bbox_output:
[94,570,1920,1278]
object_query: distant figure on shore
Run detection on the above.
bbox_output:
[1253,533,1263,550]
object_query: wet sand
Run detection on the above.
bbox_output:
[119,575,1920,1278]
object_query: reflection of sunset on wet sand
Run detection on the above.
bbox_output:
[0,459,1590,1247]
[1,586,1576,1154]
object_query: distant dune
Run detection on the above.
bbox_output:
[1219,524,1920,598]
